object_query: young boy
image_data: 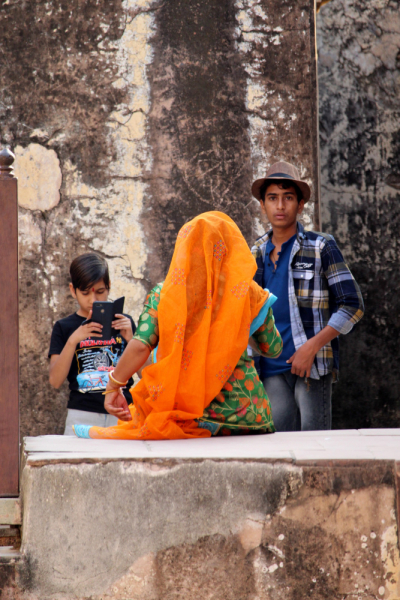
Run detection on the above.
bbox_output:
[48,253,136,435]
[251,160,363,431]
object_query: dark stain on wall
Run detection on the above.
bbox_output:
[144,0,253,284]
[144,0,319,284]
[318,0,400,428]
[333,189,400,428]
[259,461,395,599]
[263,518,344,600]
[155,534,256,600]
[0,564,16,599]
[302,461,395,492]
[0,0,127,185]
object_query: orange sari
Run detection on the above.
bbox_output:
[89,211,268,440]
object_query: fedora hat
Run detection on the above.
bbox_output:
[251,160,311,203]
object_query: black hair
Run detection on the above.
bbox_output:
[69,253,110,291]
[259,179,303,204]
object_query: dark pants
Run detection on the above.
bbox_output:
[263,371,333,431]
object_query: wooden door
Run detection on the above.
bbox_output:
[0,149,19,496]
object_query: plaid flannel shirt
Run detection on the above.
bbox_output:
[251,223,364,380]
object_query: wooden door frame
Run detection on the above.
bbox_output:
[0,148,19,497]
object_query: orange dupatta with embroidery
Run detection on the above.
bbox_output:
[89,211,268,440]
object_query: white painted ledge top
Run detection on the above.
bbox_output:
[22,429,400,464]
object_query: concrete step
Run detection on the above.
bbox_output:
[0,546,21,564]
[0,499,21,525]
[0,525,20,547]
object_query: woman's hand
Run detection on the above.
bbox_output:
[104,387,132,421]
[105,339,151,391]
[112,314,133,342]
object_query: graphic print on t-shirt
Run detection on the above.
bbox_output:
[75,336,124,393]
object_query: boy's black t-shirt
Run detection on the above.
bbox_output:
[48,313,136,414]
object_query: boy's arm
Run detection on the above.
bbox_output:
[321,236,364,333]
[48,316,103,389]
[286,325,339,378]
[49,346,78,389]
[103,339,151,421]
[104,286,160,420]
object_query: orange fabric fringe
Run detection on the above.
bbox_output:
[89,211,268,440]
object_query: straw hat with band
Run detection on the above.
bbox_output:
[251,161,311,203]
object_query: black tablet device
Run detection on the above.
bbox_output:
[85,297,125,340]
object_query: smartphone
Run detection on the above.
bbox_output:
[83,297,126,340]
[112,296,125,320]
[111,296,125,335]
[91,301,113,340]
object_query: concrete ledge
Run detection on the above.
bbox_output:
[23,428,400,464]
[12,431,400,599]
[0,498,21,525]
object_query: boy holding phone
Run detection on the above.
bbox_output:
[48,253,136,434]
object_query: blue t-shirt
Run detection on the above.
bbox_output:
[261,234,296,379]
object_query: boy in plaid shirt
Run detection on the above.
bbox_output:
[251,161,364,431]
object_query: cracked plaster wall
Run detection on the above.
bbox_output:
[0,0,318,435]
[317,0,400,427]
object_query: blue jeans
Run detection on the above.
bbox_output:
[263,371,333,431]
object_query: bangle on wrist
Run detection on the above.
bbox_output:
[109,370,129,387]
[103,388,125,396]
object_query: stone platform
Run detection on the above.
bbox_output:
[9,431,400,599]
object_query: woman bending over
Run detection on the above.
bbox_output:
[73,211,282,440]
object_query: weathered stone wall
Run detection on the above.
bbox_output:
[317,0,400,427]
[11,448,400,600]
[0,0,319,436]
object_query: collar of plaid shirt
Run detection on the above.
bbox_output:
[253,222,306,259]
